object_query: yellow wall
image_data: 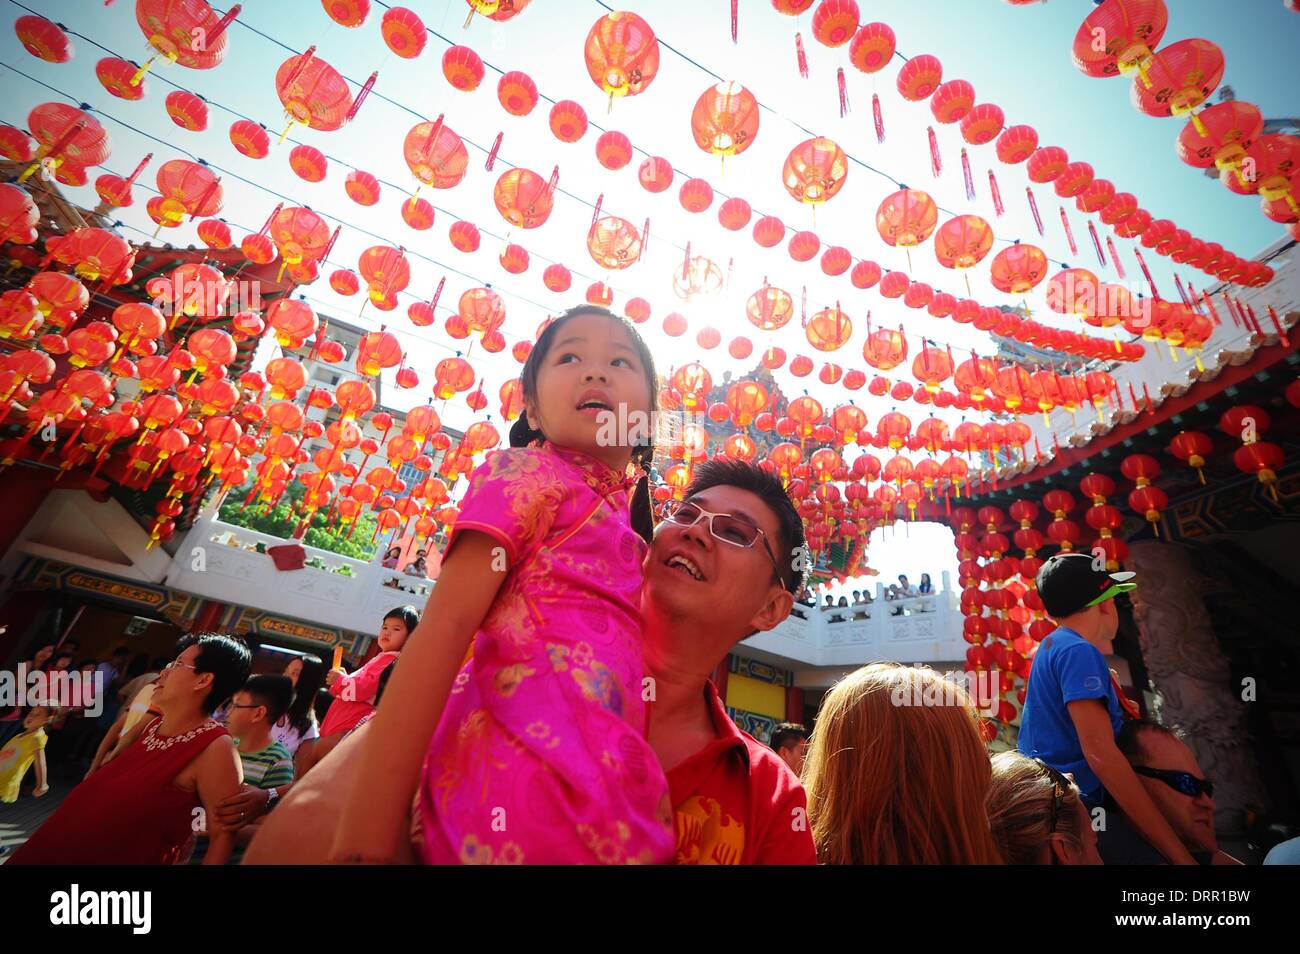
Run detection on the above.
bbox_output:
[726,674,786,720]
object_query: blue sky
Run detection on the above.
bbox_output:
[2,0,1296,583]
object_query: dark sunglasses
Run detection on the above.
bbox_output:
[1033,759,1072,833]
[1133,766,1214,799]
[661,500,788,592]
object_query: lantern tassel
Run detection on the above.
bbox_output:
[1059,207,1078,256]
[484,131,503,172]
[345,71,378,123]
[731,0,738,43]
[795,32,809,78]
[1026,187,1043,236]
[1133,248,1160,299]
[1087,221,1106,267]
[928,126,942,178]
[988,169,1004,216]
[1106,236,1125,278]
[1202,289,1223,326]
[837,68,849,118]
[1172,273,1193,310]
[1267,305,1289,346]
[640,218,651,258]
[961,148,975,201]
[872,92,885,143]
[591,192,603,228]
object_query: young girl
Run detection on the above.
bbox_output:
[333,305,673,864]
[0,706,52,803]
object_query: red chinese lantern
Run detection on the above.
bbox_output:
[679,178,714,213]
[805,307,852,352]
[358,245,410,304]
[747,285,794,330]
[897,53,942,101]
[961,102,1006,145]
[549,99,588,142]
[402,197,434,230]
[165,91,208,131]
[1026,145,1069,183]
[931,80,975,124]
[494,167,557,229]
[851,260,882,289]
[876,188,938,247]
[637,156,674,194]
[498,70,539,116]
[718,196,752,230]
[863,328,907,370]
[289,144,327,182]
[381,7,426,58]
[1176,101,1263,175]
[229,119,269,158]
[996,124,1039,164]
[788,230,821,261]
[1234,442,1285,500]
[96,58,146,101]
[934,215,993,270]
[449,220,480,253]
[849,21,895,73]
[133,0,236,81]
[499,244,529,274]
[1132,39,1223,121]
[322,0,371,28]
[587,216,644,270]
[691,82,759,160]
[275,52,358,139]
[345,170,381,206]
[197,219,231,249]
[586,282,614,307]
[585,11,660,104]
[753,215,786,248]
[595,130,634,170]
[25,103,110,174]
[783,137,848,204]
[1054,161,1095,198]
[403,118,469,190]
[989,244,1048,293]
[821,246,852,276]
[15,16,73,63]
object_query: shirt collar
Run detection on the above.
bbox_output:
[544,440,640,498]
[703,679,752,771]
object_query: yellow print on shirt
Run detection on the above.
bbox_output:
[675,796,745,865]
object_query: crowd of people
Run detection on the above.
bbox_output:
[1,306,1293,865]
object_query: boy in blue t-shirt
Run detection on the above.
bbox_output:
[1018,552,1196,865]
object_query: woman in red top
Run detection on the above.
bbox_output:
[9,633,250,866]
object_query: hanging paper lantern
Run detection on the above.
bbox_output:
[897,53,942,101]
[621,298,650,324]
[402,197,434,230]
[821,246,852,276]
[498,71,539,116]
[849,21,896,73]
[95,58,146,100]
[679,178,715,212]
[747,285,794,330]
[587,282,614,306]
[15,15,74,63]
[989,244,1048,293]
[1076,178,1117,213]
[1132,39,1223,119]
[500,244,530,274]
[289,144,328,182]
[358,245,411,304]
[1054,161,1095,198]
[587,216,644,270]
[996,124,1038,164]
[1234,442,1285,499]
[275,51,358,138]
[788,230,821,261]
[330,269,360,296]
[542,263,572,292]
[638,156,674,193]
[863,328,907,370]
[876,188,938,247]
[322,0,370,28]
[229,119,269,158]
[934,215,994,269]
[584,11,660,102]
[1176,101,1263,173]
[345,169,381,205]
[662,312,687,337]
[27,102,110,170]
[930,80,975,123]
[164,90,208,131]
[879,270,909,298]
[805,307,852,352]
[549,99,588,143]
[449,220,480,252]
[494,167,557,228]
[851,260,882,289]
[197,219,232,249]
[691,82,760,159]
[709,197,754,235]
[753,215,786,247]
[782,137,848,204]
[1169,430,1212,483]
[811,0,859,47]
[381,7,427,58]
[403,119,469,189]
[1072,0,1167,79]
[1026,145,1069,183]
[595,130,634,170]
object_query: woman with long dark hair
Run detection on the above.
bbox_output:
[272,654,325,759]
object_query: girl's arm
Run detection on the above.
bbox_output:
[330,532,505,862]
[195,736,243,866]
[32,749,48,796]
[332,653,392,705]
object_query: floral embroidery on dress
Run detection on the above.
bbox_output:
[142,718,221,752]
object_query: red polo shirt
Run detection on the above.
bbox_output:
[667,680,817,865]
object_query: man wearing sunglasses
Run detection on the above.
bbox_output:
[1018,553,1198,865]
[247,458,815,864]
[1098,721,1242,865]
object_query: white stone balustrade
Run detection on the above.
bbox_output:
[740,571,968,668]
[165,513,431,636]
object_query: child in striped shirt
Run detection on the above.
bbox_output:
[190,675,296,864]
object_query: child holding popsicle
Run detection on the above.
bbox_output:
[332,305,674,865]
[320,607,419,739]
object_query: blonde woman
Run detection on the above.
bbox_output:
[804,663,1004,864]
[987,751,1102,865]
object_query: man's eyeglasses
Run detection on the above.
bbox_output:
[1133,766,1214,799]
[163,659,197,672]
[661,500,789,592]
[1033,759,1072,834]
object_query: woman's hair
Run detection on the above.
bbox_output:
[385,546,401,558]
[507,305,658,543]
[987,751,1086,864]
[176,632,253,715]
[283,653,326,735]
[804,663,1004,864]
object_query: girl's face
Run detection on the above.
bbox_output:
[526,313,651,472]
[377,616,411,653]
[284,657,302,687]
[24,706,52,731]
[33,646,54,667]
[51,656,72,671]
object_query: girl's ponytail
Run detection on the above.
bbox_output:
[629,443,655,545]
[509,415,542,448]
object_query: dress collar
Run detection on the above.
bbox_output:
[544,441,641,498]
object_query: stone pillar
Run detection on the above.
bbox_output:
[1125,540,1268,832]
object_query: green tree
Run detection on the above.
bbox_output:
[216,482,379,560]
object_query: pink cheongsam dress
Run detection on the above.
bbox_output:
[417,442,674,864]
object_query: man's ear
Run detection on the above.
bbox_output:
[748,584,795,634]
